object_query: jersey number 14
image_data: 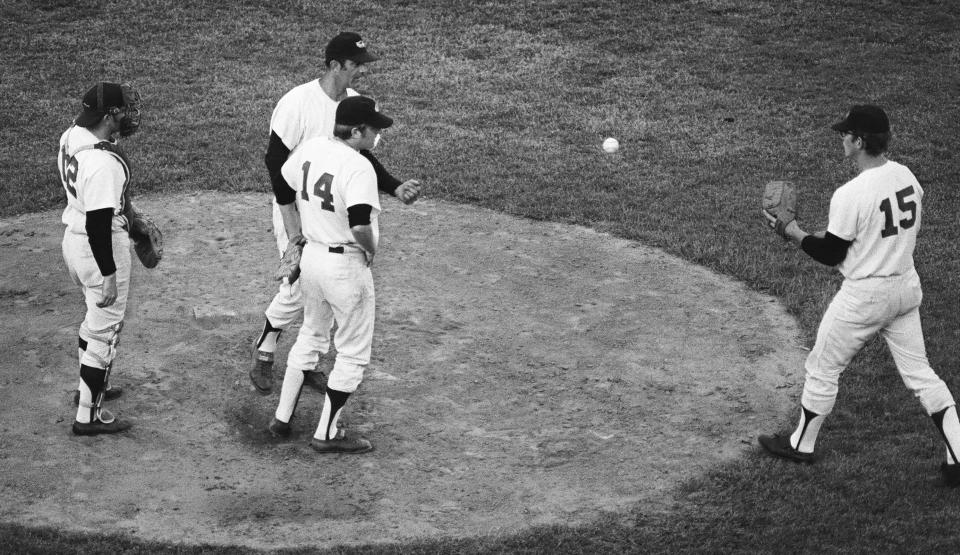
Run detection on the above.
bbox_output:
[300,161,335,212]
[879,186,916,238]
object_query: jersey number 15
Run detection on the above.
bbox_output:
[299,161,335,212]
[879,186,916,238]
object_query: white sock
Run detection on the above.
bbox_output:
[274,365,304,423]
[256,319,282,354]
[314,389,350,441]
[258,331,280,354]
[938,406,960,465]
[75,381,93,424]
[314,403,343,441]
[790,406,825,454]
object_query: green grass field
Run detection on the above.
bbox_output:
[3,0,959,552]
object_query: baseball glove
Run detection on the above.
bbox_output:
[275,238,306,283]
[127,209,163,268]
[761,180,797,238]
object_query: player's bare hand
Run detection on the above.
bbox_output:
[396,180,421,205]
[97,273,118,307]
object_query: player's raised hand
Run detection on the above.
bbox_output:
[396,179,421,205]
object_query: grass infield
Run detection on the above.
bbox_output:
[2,0,959,552]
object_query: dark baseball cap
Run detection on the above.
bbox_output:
[75,82,128,127]
[325,32,378,64]
[831,105,890,134]
[336,95,393,129]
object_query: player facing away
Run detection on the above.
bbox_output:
[267,96,393,454]
[58,82,142,435]
[250,32,421,395]
[759,105,960,487]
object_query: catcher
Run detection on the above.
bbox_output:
[759,105,960,487]
[58,82,160,435]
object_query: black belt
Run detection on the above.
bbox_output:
[328,246,344,254]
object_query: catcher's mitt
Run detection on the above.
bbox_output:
[761,180,797,238]
[275,238,306,283]
[127,210,163,268]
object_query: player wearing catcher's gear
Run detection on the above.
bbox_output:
[267,96,391,454]
[58,82,143,435]
[250,31,422,394]
[759,105,960,487]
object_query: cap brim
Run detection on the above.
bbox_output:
[369,112,393,129]
[75,109,103,127]
[830,119,851,132]
[350,51,378,64]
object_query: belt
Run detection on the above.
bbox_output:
[328,246,345,254]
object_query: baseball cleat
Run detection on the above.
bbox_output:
[72,417,132,436]
[758,433,816,464]
[310,435,373,454]
[249,350,274,395]
[73,386,122,406]
[302,370,327,393]
[941,463,960,487]
[268,417,292,438]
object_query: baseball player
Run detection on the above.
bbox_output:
[250,31,421,395]
[759,105,960,487]
[267,95,392,454]
[58,82,142,435]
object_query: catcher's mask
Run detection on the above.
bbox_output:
[77,82,142,136]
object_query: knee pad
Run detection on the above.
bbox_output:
[79,322,123,369]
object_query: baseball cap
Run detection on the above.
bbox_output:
[831,105,890,134]
[325,32,378,64]
[336,95,393,129]
[75,82,128,127]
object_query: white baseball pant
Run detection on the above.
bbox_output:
[801,268,955,416]
[287,243,375,392]
[62,230,131,369]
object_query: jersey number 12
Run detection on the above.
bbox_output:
[300,161,335,212]
[58,145,78,198]
[879,186,916,238]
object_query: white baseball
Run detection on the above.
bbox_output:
[602,137,620,153]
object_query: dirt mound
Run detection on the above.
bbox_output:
[0,192,804,549]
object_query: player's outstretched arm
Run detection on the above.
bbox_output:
[359,150,422,204]
[394,179,422,204]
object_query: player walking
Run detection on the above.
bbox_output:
[760,105,960,487]
[250,31,421,394]
[267,96,392,453]
[58,82,142,435]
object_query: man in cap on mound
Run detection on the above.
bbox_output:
[267,95,399,454]
[250,31,423,396]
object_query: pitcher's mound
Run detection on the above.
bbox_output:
[0,192,804,549]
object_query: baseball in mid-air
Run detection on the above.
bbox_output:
[602,137,620,153]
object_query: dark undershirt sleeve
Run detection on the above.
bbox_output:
[800,232,852,266]
[85,208,116,276]
[347,204,373,228]
[360,150,401,196]
[265,131,296,205]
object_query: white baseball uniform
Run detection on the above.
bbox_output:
[264,82,357,329]
[58,124,131,371]
[800,161,955,425]
[273,136,380,431]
